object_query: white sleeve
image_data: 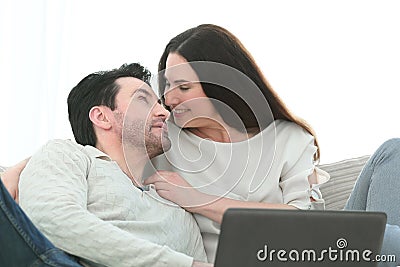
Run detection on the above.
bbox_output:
[279,125,317,210]
[19,140,193,267]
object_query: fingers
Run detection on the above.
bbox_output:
[144,171,193,192]
[150,181,170,191]
[143,170,170,185]
[144,175,162,185]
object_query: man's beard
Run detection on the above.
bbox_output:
[122,119,171,160]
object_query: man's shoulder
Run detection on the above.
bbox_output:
[41,139,85,153]
[21,139,92,181]
[34,139,91,163]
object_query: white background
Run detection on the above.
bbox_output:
[1,0,399,166]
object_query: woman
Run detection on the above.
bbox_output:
[142,24,328,262]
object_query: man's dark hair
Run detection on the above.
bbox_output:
[67,63,151,146]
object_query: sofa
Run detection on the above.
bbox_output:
[1,155,370,210]
[318,155,370,210]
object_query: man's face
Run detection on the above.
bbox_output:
[112,77,171,159]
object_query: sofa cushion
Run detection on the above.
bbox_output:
[318,155,370,210]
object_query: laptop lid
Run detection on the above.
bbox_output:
[214,208,387,267]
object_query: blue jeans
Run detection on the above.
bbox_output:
[0,178,82,267]
[345,138,400,267]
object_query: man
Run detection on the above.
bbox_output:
[1,63,209,266]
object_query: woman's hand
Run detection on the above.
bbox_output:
[144,171,210,211]
[1,158,29,203]
[145,171,296,224]
[192,261,213,267]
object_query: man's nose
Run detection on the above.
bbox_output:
[153,100,170,118]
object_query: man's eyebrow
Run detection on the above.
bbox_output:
[132,88,152,97]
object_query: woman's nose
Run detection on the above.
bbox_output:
[164,89,179,107]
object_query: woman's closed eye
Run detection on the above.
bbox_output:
[164,78,191,91]
[179,85,190,91]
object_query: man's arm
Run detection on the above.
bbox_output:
[19,140,194,267]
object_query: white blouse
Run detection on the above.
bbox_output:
[148,119,329,262]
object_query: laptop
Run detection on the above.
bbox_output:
[214,208,387,267]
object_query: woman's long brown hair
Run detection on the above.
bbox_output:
[158,24,320,162]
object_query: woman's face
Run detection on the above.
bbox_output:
[163,53,221,129]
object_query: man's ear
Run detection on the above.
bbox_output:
[89,106,112,130]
